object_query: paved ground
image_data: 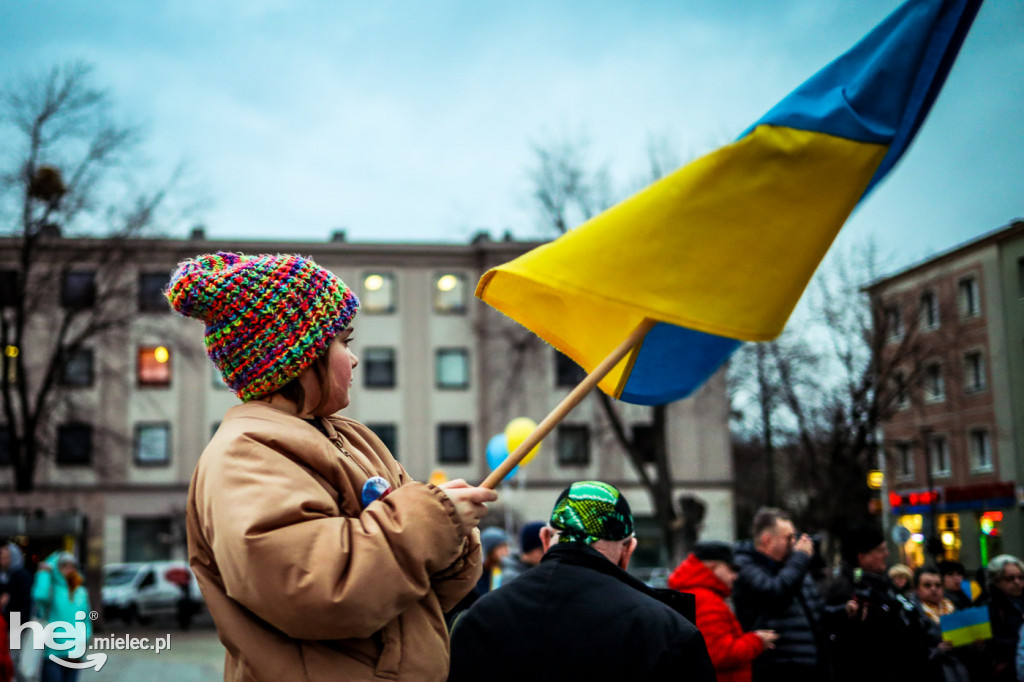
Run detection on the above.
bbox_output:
[86,615,225,681]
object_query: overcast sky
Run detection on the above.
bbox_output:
[3,0,1022,273]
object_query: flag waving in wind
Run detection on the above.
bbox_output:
[477,0,983,406]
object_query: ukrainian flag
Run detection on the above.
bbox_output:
[477,0,983,405]
[940,606,992,646]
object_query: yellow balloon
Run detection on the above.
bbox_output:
[504,417,541,467]
[428,469,449,486]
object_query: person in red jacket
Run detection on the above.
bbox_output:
[670,541,778,682]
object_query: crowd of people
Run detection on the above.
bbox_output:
[451,501,1024,682]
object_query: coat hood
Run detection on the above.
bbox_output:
[668,553,730,597]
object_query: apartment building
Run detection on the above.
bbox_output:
[867,219,1024,568]
[0,229,734,575]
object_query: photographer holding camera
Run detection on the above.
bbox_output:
[732,508,825,682]
[823,525,931,682]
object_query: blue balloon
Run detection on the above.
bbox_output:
[485,433,517,480]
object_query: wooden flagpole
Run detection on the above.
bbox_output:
[480,318,656,489]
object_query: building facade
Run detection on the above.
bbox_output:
[868,220,1024,568]
[0,230,734,579]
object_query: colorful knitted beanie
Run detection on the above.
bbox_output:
[164,252,359,400]
[549,481,634,545]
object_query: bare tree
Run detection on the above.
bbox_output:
[0,62,197,492]
[728,243,947,555]
[526,133,695,561]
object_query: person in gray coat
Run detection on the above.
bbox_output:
[732,507,824,682]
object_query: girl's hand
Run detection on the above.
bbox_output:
[439,480,497,530]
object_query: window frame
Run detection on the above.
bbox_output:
[433,272,468,314]
[60,270,97,309]
[363,346,397,389]
[963,350,986,393]
[134,422,172,467]
[137,345,173,388]
[556,424,591,466]
[885,305,904,340]
[56,422,93,466]
[365,423,398,459]
[435,348,470,390]
[928,434,951,478]
[437,423,470,464]
[923,363,945,403]
[360,271,397,315]
[919,290,940,330]
[968,428,993,473]
[894,441,914,479]
[59,347,94,388]
[958,276,980,318]
[138,272,170,313]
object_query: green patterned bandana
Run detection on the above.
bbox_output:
[549,481,634,545]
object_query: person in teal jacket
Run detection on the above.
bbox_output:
[31,552,91,682]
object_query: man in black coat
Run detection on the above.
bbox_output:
[822,525,931,682]
[732,507,824,682]
[447,481,715,682]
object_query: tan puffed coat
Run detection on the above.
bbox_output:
[187,401,481,681]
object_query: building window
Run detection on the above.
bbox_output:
[0,270,18,307]
[631,423,656,464]
[434,273,467,313]
[894,442,913,479]
[958,277,979,317]
[919,290,939,330]
[134,423,171,466]
[969,429,992,472]
[361,273,396,314]
[964,351,986,393]
[364,347,396,388]
[366,423,398,458]
[436,348,469,389]
[438,424,470,464]
[61,271,96,309]
[56,422,92,466]
[923,364,945,403]
[928,435,950,477]
[885,305,904,339]
[554,351,586,388]
[59,348,94,387]
[138,273,169,313]
[137,346,172,387]
[124,518,172,562]
[557,425,591,466]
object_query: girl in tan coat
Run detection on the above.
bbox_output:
[166,252,495,681]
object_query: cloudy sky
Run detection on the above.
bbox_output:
[3,0,1022,273]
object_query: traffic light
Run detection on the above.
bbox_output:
[980,511,1002,537]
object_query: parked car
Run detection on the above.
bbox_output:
[102,561,204,626]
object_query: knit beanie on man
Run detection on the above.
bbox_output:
[165,252,359,400]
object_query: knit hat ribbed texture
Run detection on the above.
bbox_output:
[164,252,359,400]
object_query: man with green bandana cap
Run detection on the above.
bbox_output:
[448,481,715,682]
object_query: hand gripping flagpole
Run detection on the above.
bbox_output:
[480,318,657,489]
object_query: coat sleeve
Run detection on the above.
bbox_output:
[430,528,483,612]
[737,552,811,611]
[197,434,469,641]
[697,592,765,671]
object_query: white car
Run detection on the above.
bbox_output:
[102,561,204,626]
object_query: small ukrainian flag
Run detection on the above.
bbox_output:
[940,606,992,647]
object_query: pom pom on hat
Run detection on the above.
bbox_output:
[165,252,358,400]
